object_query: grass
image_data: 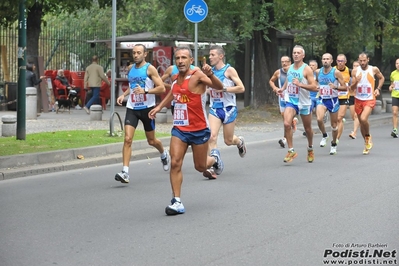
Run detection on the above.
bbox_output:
[0,130,170,156]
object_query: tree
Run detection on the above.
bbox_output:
[0,0,125,68]
[6,0,399,108]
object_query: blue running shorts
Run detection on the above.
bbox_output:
[285,102,312,116]
[171,127,210,145]
[209,106,237,124]
[318,97,340,113]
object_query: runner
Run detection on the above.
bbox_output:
[202,45,246,179]
[350,52,385,155]
[148,46,224,215]
[277,45,318,163]
[114,44,169,184]
[388,58,399,138]
[315,53,347,154]
[269,55,298,148]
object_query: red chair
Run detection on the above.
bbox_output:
[63,70,72,84]
[52,70,68,100]
[71,71,86,104]
[100,79,111,110]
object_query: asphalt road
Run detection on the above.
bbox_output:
[0,123,398,266]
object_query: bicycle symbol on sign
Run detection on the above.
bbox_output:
[186,5,206,16]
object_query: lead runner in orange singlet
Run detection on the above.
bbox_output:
[149,46,224,215]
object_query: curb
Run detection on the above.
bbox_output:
[0,137,171,180]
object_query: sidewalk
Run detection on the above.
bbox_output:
[0,98,393,180]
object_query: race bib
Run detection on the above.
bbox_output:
[287,83,299,97]
[357,85,372,95]
[210,89,223,99]
[131,93,147,103]
[319,85,333,97]
[173,103,189,126]
[394,81,399,90]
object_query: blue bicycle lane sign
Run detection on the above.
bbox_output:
[184,0,208,23]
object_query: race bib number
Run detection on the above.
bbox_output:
[357,85,372,94]
[319,85,332,97]
[394,81,399,90]
[210,89,223,99]
[173,103,189,126]
[131,93,147,103]
[287,84,299,97]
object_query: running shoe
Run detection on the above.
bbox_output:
[330,144,337,155]
[302,131,307,137]
[203,167,217,179]
[237,136,246,158]
[365,135,373,150]
[323,112,328,123]
[115,171,130,183]
[308,148,314,163]
[292,117,298,133]
[278,138,286,148]
[363,146,370,155]
[283,150,297,163]
[307,148,314,163]
[342,118,346,123]
[210,149,224,175]
[161,150,170,171]
[320,134,329,147]
[165,198,185,215]
[349,131,356,139]
[391,129,398,138]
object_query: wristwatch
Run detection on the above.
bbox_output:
[223,87,227,92]
[144,87,149,94]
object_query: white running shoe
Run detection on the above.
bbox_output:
[165,198,185,215]
[237,136,246,158]
[210,149,224,175]
[161,150,170,171]
[278,138,286,148]
[115,171,130,183]
[320,134,329,147]
[330,145,337,155]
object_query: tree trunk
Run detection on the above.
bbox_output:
[234,42,246,102]
[325,0,340,58]
[26,2,43,67]
[252,28,278,107]
[373,21,383,68]
[251,0,278,107]
[26,2,43,113]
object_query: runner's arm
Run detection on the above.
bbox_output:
[147,65,166,94]
[225,67,245,94]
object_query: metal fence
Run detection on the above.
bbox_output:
[0,24,119,83]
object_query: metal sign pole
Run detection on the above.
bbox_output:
[110,0,117,135]
[17,0,26,140]
[194,23,198,66]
